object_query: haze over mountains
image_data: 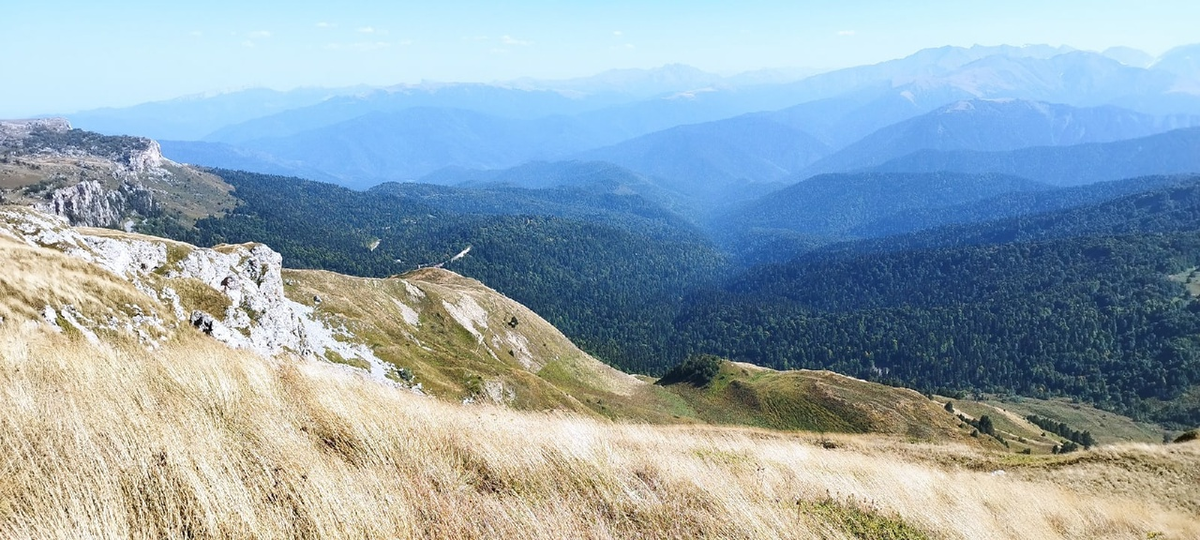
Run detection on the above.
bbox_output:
[60,44,1193,189]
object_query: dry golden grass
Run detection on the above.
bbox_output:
[283,267,646,411]
[1,326,1197,539]
[0,235,165,330]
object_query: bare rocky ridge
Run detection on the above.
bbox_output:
[1,121,233,229]
[0,118,74,142]
[0,206,399,384]
[0,117,164,172]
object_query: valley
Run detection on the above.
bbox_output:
[4,31,1200,538]
[2,204,1198,538]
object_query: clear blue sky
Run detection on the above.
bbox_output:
[2,0,1197,117]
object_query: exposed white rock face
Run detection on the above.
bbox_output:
[0,118,72,143]
[78,234,168,280]
[125,139,164,172]
[0,208,80,247]
[288,299,392,381]
[0,207,167,293]
[169,243,313,358]
[1,117,164,173]
[37,180,157,228]
[392,298,420,327]
[0,207,395,385]
[3,117,169,229]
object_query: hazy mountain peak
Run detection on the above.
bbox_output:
[724,66,823,86]
[1154,43,1200,80]
[1102,46,1155,68]
[900,43,1076,69]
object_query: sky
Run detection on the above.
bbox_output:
[2,0,1198,117]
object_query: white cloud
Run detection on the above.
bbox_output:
[613,30,623,37]
[248,30,272,39]
[837,30,856,37]
[242,40,257,48]
[462,35,490,41]
[316,22,335,28]
[500,35,532,46]
[189,30,203,37]
[357,26,375,34]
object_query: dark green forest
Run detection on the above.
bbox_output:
[160,169,1200,427]
[673,233,1200,426]
[169,169,730,374]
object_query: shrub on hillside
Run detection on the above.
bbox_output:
[656,354,723,387]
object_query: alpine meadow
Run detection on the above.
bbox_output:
[3,1,1200,538]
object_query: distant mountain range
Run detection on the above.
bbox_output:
[65,86,370,140]
[871,126,1200,186]
[54,43,1199,223]
[800,99,1200,177]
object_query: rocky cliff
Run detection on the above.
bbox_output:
[0,206,398,384]
[0,118,73,142]
[36,180,157,229]
[1,121,234,230]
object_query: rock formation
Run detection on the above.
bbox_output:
[36,180,157,228]
[0,206,396,384]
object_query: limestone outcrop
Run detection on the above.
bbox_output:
[0,206,396,384]
[36,180,157,228]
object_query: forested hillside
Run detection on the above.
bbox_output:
[675,233,1200,426]
[711,171,1051,264]
[148,168,1200,427]
[170,169,730,374]
[676,182,1200,426]
[821,177,1200,256]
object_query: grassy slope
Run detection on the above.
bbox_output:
[282,267,648,412]
[658,361,982,443]
[3,220,1200,537]
[283,266,987,443]
[978,397,1170,444]
[0,234,167,330]
[3,326,1199,539]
